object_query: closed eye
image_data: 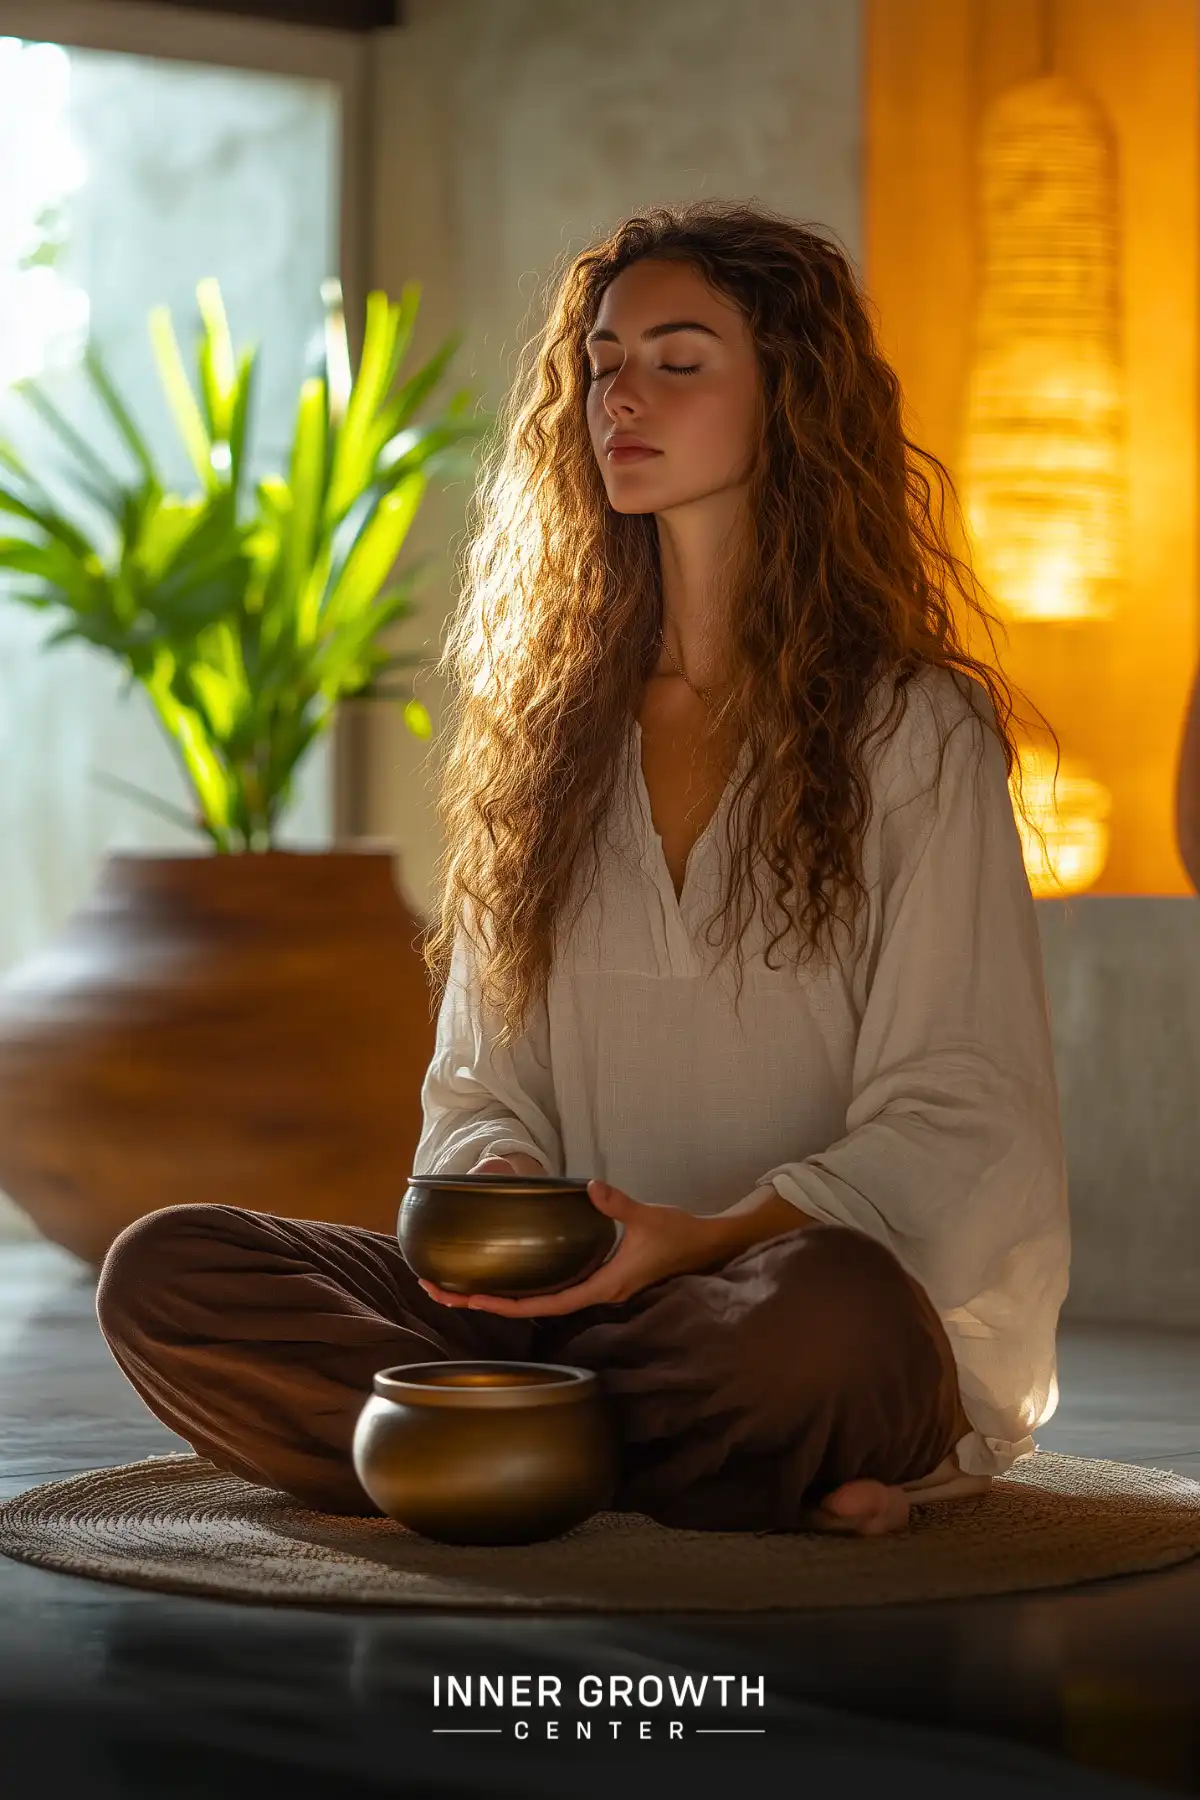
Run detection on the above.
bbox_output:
[589,363,702,380]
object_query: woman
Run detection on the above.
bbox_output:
[96,200,1070,1538]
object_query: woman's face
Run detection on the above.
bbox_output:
[585,257,761,517]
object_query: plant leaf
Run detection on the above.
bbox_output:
[284,377,329,644]
[89,768,207,837]
[196,278,238,440]
[372,328,463,450]
[83,341,158,483]
[227,345,257,494]
[11,377,125,507]
[403,697,432,737]
[148,303,215,491]
[0,476,100,561]
[321,473,426,631]
[325,291,393,522]
[145,649,233,840]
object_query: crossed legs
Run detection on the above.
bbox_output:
[95,1203,975,1531]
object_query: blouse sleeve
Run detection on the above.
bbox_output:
[752,668,1071,1468]
[412,908,564,1179]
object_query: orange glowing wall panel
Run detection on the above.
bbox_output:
[863,0,1199,894]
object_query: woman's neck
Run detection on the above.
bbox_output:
[655,499,748,692]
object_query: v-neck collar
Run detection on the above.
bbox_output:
[628,715,751,922]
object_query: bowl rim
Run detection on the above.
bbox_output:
[371,1359,599,1408]
[405,1174,590,1192]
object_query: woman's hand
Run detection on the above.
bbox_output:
[415,1155,724,1317]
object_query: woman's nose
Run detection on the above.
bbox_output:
[603,366,642,411]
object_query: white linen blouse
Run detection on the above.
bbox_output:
[413,663,1072,1480]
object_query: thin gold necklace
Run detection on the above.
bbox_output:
[658,633,713,708]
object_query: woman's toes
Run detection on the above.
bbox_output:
[803,1477,912,1536]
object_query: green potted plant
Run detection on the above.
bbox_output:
[0,277,485,1263]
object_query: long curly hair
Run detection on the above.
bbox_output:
[423,198,1056,1048]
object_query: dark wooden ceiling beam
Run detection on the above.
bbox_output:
[133,0,403,30]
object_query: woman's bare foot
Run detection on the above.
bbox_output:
[802,1477,911,1536]
[801,1452,990,1536]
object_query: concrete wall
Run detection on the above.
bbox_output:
[363,0,864,925]
[1038,899,1200,1327]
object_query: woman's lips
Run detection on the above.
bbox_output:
[607,445,661,462]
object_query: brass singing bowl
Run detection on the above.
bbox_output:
[352,1360,619,1544]
[397,1173,618,1297]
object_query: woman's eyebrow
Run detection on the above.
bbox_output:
[585,319,723,346]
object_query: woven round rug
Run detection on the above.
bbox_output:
[1,1451,1198,1611]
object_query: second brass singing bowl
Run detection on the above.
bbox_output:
[398,1173,618,1297]
[352,1360,619,1544]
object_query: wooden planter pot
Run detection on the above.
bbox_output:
[0,848,437,1265]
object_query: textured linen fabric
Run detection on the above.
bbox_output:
[413,664,1072,1481]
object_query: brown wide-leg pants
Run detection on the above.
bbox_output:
[95,1204,970,1530]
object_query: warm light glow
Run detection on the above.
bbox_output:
[1011,747,1112,897]
[961,76,1127,623]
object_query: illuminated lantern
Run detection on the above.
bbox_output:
[961,76,1127,622]
[1011,746,1111,896]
